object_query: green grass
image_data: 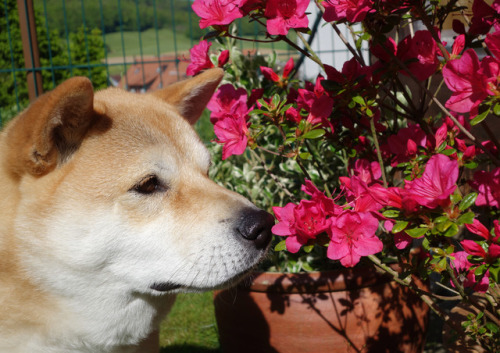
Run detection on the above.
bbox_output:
[104,28,294,58]
[159,292,221,353]
[105,28,195,58]
[103,28,295,76]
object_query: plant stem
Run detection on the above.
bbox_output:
[412,3,450,61]
[295,30,324,71]
[369,117,388,188]
[367,255,468,337]
[446,263,500,327]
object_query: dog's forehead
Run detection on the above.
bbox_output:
[93,88,210,167]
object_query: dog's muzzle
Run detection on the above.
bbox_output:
[236,208,274,249]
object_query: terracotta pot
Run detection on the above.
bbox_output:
[214,266,429,353]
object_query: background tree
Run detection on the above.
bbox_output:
[1,0,106,123]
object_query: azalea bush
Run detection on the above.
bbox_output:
[187,0,500,349]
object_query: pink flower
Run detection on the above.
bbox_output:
[306,94,334,126]
[469,0,498,35]
[394,231,413,250]
[351,159,382,185]
[461,238,500,260]
[186,40,215,76]
[451,34,465,58]
[327,210,383,267]
[213,114,249,160]
[301,180,341,217]
[466,219,493,241]
[450,251,490,292]
[442,49,490,114]
[207,84,249,123]
[192,0,243,29]
[485,31,500,59]
[470,167,500,208]
[434,123,448,149]
[323,0,374,23]
[340,175,389,213]
[405,154,459,209]
[386,124,427,166]
[217,50,230,67]
[272,200,330,253]
[260,58,294,84]
[264,0,309,35]
[397,30,440,81]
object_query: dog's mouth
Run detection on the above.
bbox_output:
[150,282,182,292]
[150,267,256,293]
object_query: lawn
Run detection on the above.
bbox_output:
[103,27,296,76]
[159,292,221,353]
[105,28,293,59]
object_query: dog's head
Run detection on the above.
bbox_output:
[2,69,273,295]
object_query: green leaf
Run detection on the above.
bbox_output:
[441,148,457,156]
[392,221,409,233]
[431,247,445,256]
[301,262,314,272]
[303,244,314,253]
[450,190,462,204]
[274,240,287,252]
[257,98,270,109]
[299,152,311,160]
[436,219,453,232]
[249,109,268,116]
[464,160,479,169]
[485,322,499,333]
[422,237,430,250]
[459,193,478,211]
[405,227,428,238]
[457,211,475,225]
[489,265,500,283]
[443,223,459,237]
[271,94,281,108]
[298,119,307,131]
[470,107,490,126]
[352,95,365,106]
[494,103,500,116]
[434,215,450,224]
[303,129,326,139]
[383,209,400,218]
[474,264,487,276]
[279,103,295,114]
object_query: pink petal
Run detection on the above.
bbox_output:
[466,219,491,241]
[461,239,487,257]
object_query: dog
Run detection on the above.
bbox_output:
[0,68,274,353]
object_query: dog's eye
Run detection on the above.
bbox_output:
[132,175,165,195]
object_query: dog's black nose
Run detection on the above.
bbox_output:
[237,208,275,249]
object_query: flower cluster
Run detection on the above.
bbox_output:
[188,0,500,347]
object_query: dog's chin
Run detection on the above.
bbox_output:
[150,268,255,294]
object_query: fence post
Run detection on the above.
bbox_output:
[17,0,43,101]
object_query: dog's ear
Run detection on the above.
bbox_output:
[4,76,96,177]
[151,68,224,125]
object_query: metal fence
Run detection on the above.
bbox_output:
[0,0,357,127]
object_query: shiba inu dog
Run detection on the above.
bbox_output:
[0,68,273,353]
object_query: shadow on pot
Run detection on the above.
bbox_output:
[214,268,429,353]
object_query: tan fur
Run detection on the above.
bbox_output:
[0,68,270,353]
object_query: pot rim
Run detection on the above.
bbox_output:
[239,264,400,294]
